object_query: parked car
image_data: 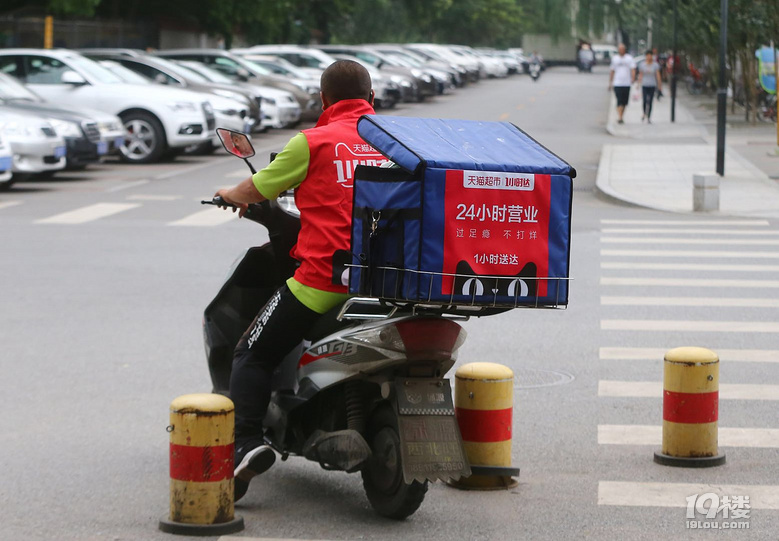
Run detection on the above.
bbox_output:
[0,109,66,184]
[233,45,335,79]
[175,60,301,130]
[0,49,214,163]
[328,53,401,109]
[81,50,260,133]
[0,133,13,190]
[314,45,425,102]
[407,43,480,83]
[369,45,458,92]
[0,72,125,169]
[155,49,321,122]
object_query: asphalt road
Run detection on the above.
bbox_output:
[1,66,777,541]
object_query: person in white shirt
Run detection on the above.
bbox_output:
[608,44,636,124]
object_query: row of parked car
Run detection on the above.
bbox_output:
[0,43,532,190]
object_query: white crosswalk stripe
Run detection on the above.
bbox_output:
[601,277,779,288]
[601,261,779,272]
[598,425,779,448]
[601,296,779,307]
[602,227,779,236]
[36,203,140,224]
[598,481,779,509]
[0,200,22,211]
[598,381,779,400]
[601,319,779,332]
[126,194,182,201]
[600,219,770,226]
[597,215,779,519]
[168,207,238,227]
[602,236,779,245]
[601,248,779,259]
[599,347,779,363]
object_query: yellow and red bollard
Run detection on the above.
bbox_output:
[449,362,519,489]
[654,347,726,467]
[159,393,245,536]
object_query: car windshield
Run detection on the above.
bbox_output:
[151,56,209,84]
[177,61,233,84]
[66,55,124,83]
[239,58,273,76]
[0,72,42,101]
[98,60,150,84]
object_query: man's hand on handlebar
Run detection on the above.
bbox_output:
[214,188,249,218]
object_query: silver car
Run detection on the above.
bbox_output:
[0,133,13,190]
[0,110,66,182]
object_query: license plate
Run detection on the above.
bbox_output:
[54,146,66,159]
[0,156,11,172]
[395,378,471,484]
[97,141,108,155]
[114,136,124,148]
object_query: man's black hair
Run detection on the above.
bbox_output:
[320,60,372,104]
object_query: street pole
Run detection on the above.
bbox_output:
[715,0,728,176]
[671,0,677,122]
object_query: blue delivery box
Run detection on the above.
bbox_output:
[349,116,575,308]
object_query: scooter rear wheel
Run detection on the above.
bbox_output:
[361,405,428,519]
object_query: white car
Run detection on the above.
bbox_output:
[177,61,301,130]
[0,133,13,190]
[0,49,214,163]
[0,110,66,183]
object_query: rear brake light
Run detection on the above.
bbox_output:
[344,318,466,361]
[395,318,465,361]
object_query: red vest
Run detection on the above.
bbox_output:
[293,99,385,292]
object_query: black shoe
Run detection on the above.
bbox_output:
[234,442,276,502]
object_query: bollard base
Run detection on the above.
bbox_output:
[159,516,244,537]
[446,465,519,490]
[654,451,726,468]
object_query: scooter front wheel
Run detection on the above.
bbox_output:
[361,405,428,519]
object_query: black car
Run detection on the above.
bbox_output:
[0,72,118,169]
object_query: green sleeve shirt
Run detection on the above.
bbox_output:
[251,132,350,315]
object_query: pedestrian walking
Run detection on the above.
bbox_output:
[638,50,663,123]
[608,43,636,124]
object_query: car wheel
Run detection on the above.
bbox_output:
[120,112,166,164]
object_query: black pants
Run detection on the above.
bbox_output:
[642,86,656,118]
[231,284,321,442]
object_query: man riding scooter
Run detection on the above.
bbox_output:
[214,60,385,502]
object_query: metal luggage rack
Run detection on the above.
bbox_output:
[340,264,570,320]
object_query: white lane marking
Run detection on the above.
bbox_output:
[602,227,779,236]
[602,237,779,246]
[601,296,779,308]
[601,262,779,272]
[601,319,779,333]
[154,158,229,180]
[226,169,251,178]
[598,381,779,400]
[598,425,779,448]
[601,249,779,259]
[598,481,779,509]
[599,347,779,363]
[0,200,22,211]
[601,277,779,288]
[104,179,150,193]
[36,203,140,224]
[126,194,182,201]
[600,219,770,226]
[168,207,238,227]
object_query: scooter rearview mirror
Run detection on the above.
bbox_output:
[216,128,256,159]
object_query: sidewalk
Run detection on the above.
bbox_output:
[597,87,779,218]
